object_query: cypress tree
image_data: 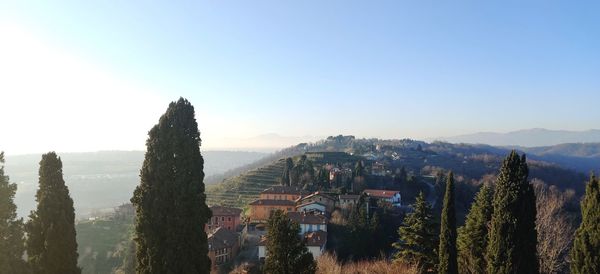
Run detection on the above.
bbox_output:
[393,192,437,273]
[131,98,212,274]
[263,210,316,274]
[0,152,28,273]
[570,173,600,273]
[282,157,294,186]
[438,172,458,274]
[26,152,80,274]
[486,151,538,274]
[457,184,493,274]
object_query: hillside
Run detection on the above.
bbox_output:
[206,152,362,208]
[207,136,588,209]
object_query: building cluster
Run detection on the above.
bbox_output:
[204,185,402,269]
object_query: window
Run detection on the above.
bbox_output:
[228,217,231,221]
[221,217,225,221]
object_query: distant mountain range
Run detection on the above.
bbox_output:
[440,128,600,147]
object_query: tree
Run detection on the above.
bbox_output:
[438,172,458,274]
[393,192,437,273]
[131,98,212,274]
[486,151,538,274]
[457,184,493,274]
[26,152,80,274]
[570,173,600,274]
[0,152,28,273]
[533,181,575,274]
[354,160,365,178]
[281,157,294,186]
[263,210,316,274]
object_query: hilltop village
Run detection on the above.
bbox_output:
[204,152,411,273]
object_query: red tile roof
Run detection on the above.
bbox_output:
[363,189,400,199]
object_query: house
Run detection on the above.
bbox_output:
[287,211,327,234]
[208,227,240,270]
[206,205,242,232]
[249,199,296,223]
[304,230,328,258]
[338,194,360,211]
[363,189,401,206]
[295,192,336,213]
[250,186,310,223]
[296,201,327,215]
[259,185,307,201]
[258,230,328,260]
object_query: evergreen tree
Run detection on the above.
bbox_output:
[457,185,493,274]
[26,152,80,274]
[438,172,458,274]
[457,184,493,274]
[487,151,538,274]
[281,157,294,186]
[393,192,437,273]
[0,152,28,274]
[263,210,316,274]
[354,160,365,178]
[131,98,211,274]
[570,173,600,274]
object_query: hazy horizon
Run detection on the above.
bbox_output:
[2,1,599,155]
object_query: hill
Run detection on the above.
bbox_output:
[441,128,600,147]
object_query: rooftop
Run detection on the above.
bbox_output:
[208,227,238,251]
[287,212,327,225]
[363,189,400,199]
[210,205,243,216]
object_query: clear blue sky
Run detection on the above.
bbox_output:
[1,1,599,153]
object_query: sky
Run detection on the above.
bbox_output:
[1,1,599,155]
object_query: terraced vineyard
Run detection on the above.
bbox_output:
[206,158,287,208]
[205,152,363,208]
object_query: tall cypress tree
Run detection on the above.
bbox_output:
[487,151,538,274]
[438,172,458,274]
[570,173,600,273]
[281,157,294,186]
[457,184,493,274]
[393,192,437,273]
[26,152,80,274]
[0,152,28,273]
[131,98,211,274]
[263,210,316,274]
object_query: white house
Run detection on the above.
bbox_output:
[363,189,401,206]
[295,201,327,215]
[287,212,327,234]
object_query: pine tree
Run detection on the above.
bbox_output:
[486,151,538,274]
[438,172,458,274]
[393,192,437,273]
[0,152,28,274]
[263,210,316,274]
[282,157,294,186]
[26,152,80,274]
[457,184,493,274]
[570,173,600,273]
[131,98,212,274]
